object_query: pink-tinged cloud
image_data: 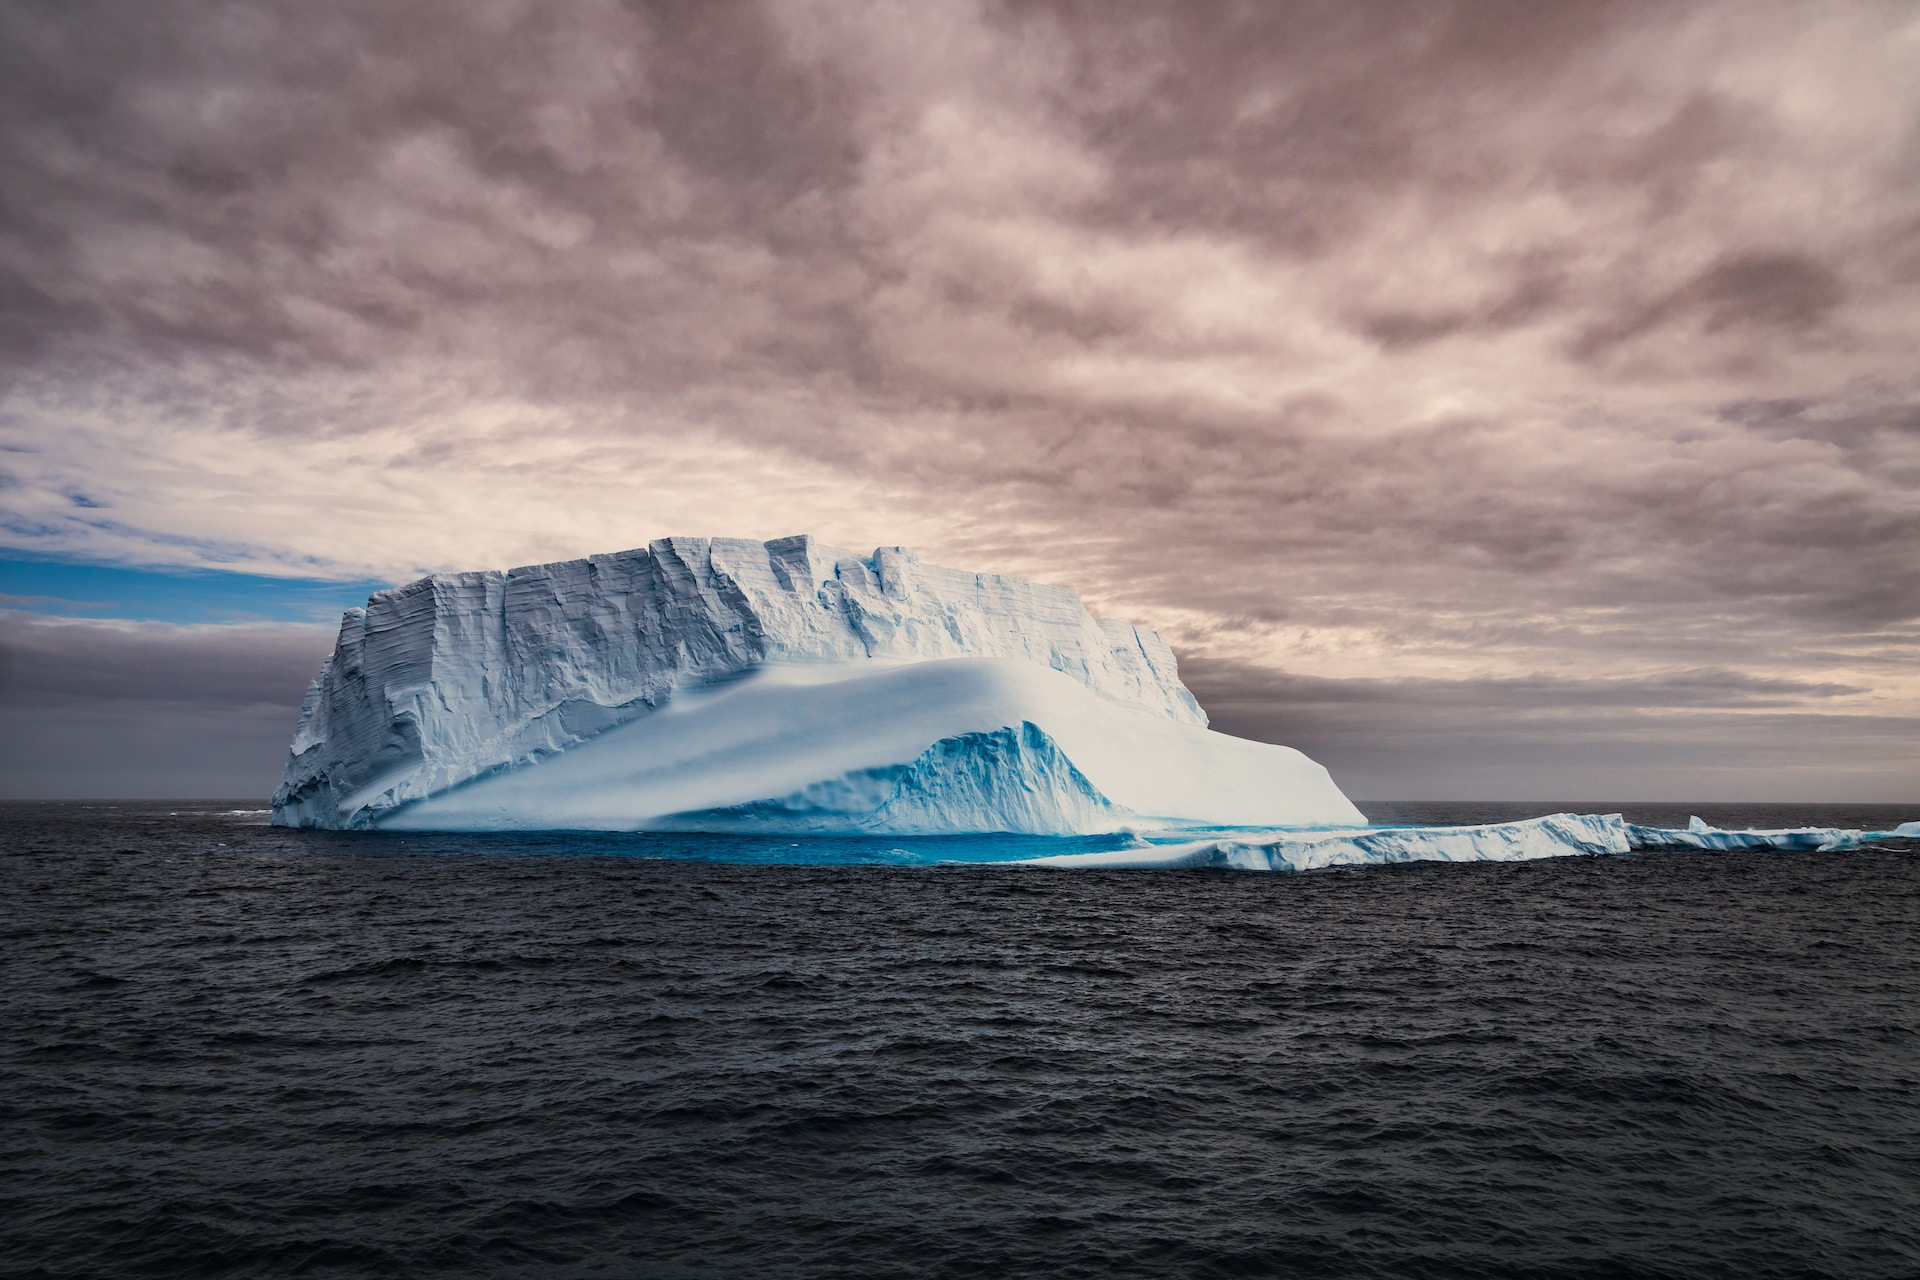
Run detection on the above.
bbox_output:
[1,0,1916,797]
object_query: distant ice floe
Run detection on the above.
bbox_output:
[1627,816,1877,853]
[1017,812,1917,871]
[1019,813,1632,870]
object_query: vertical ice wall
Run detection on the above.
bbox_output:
[273,536,1205,827]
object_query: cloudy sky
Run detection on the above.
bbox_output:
[3,0,1917,801]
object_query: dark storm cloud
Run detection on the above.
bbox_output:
[0,612,332,798]
[0,0,863,399]
[0,611,329,709]
[2,1,1900,398]
[1184,657,1867,713]
[1182,655,1920,801]
[1027,0,1649,245]
[0,0,1915,797]
[1357,269,1567,350]
[1570,250,1850,364]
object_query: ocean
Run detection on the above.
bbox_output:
[3,801,1917,1278]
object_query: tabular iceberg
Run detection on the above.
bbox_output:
[272,536,1365,833]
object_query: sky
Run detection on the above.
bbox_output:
[2,0,1917,802]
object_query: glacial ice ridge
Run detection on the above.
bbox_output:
[273,537,1364,833]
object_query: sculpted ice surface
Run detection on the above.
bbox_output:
[273,536,1364,833]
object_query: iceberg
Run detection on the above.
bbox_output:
[273,536,1365,833]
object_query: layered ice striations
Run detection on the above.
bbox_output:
[272,536,1362,833]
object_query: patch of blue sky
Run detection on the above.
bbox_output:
[0,507,347,574]
[0,555,392,625]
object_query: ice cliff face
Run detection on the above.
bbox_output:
[274,536,1207,829]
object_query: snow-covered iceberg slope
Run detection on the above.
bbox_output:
[274,537,1364,833]
[379,657,1363,833]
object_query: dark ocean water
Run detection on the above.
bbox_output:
[3,801,1917,1279]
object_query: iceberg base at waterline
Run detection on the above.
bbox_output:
[397,813,1912,870]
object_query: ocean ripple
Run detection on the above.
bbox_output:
[1,801,1916,1279]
